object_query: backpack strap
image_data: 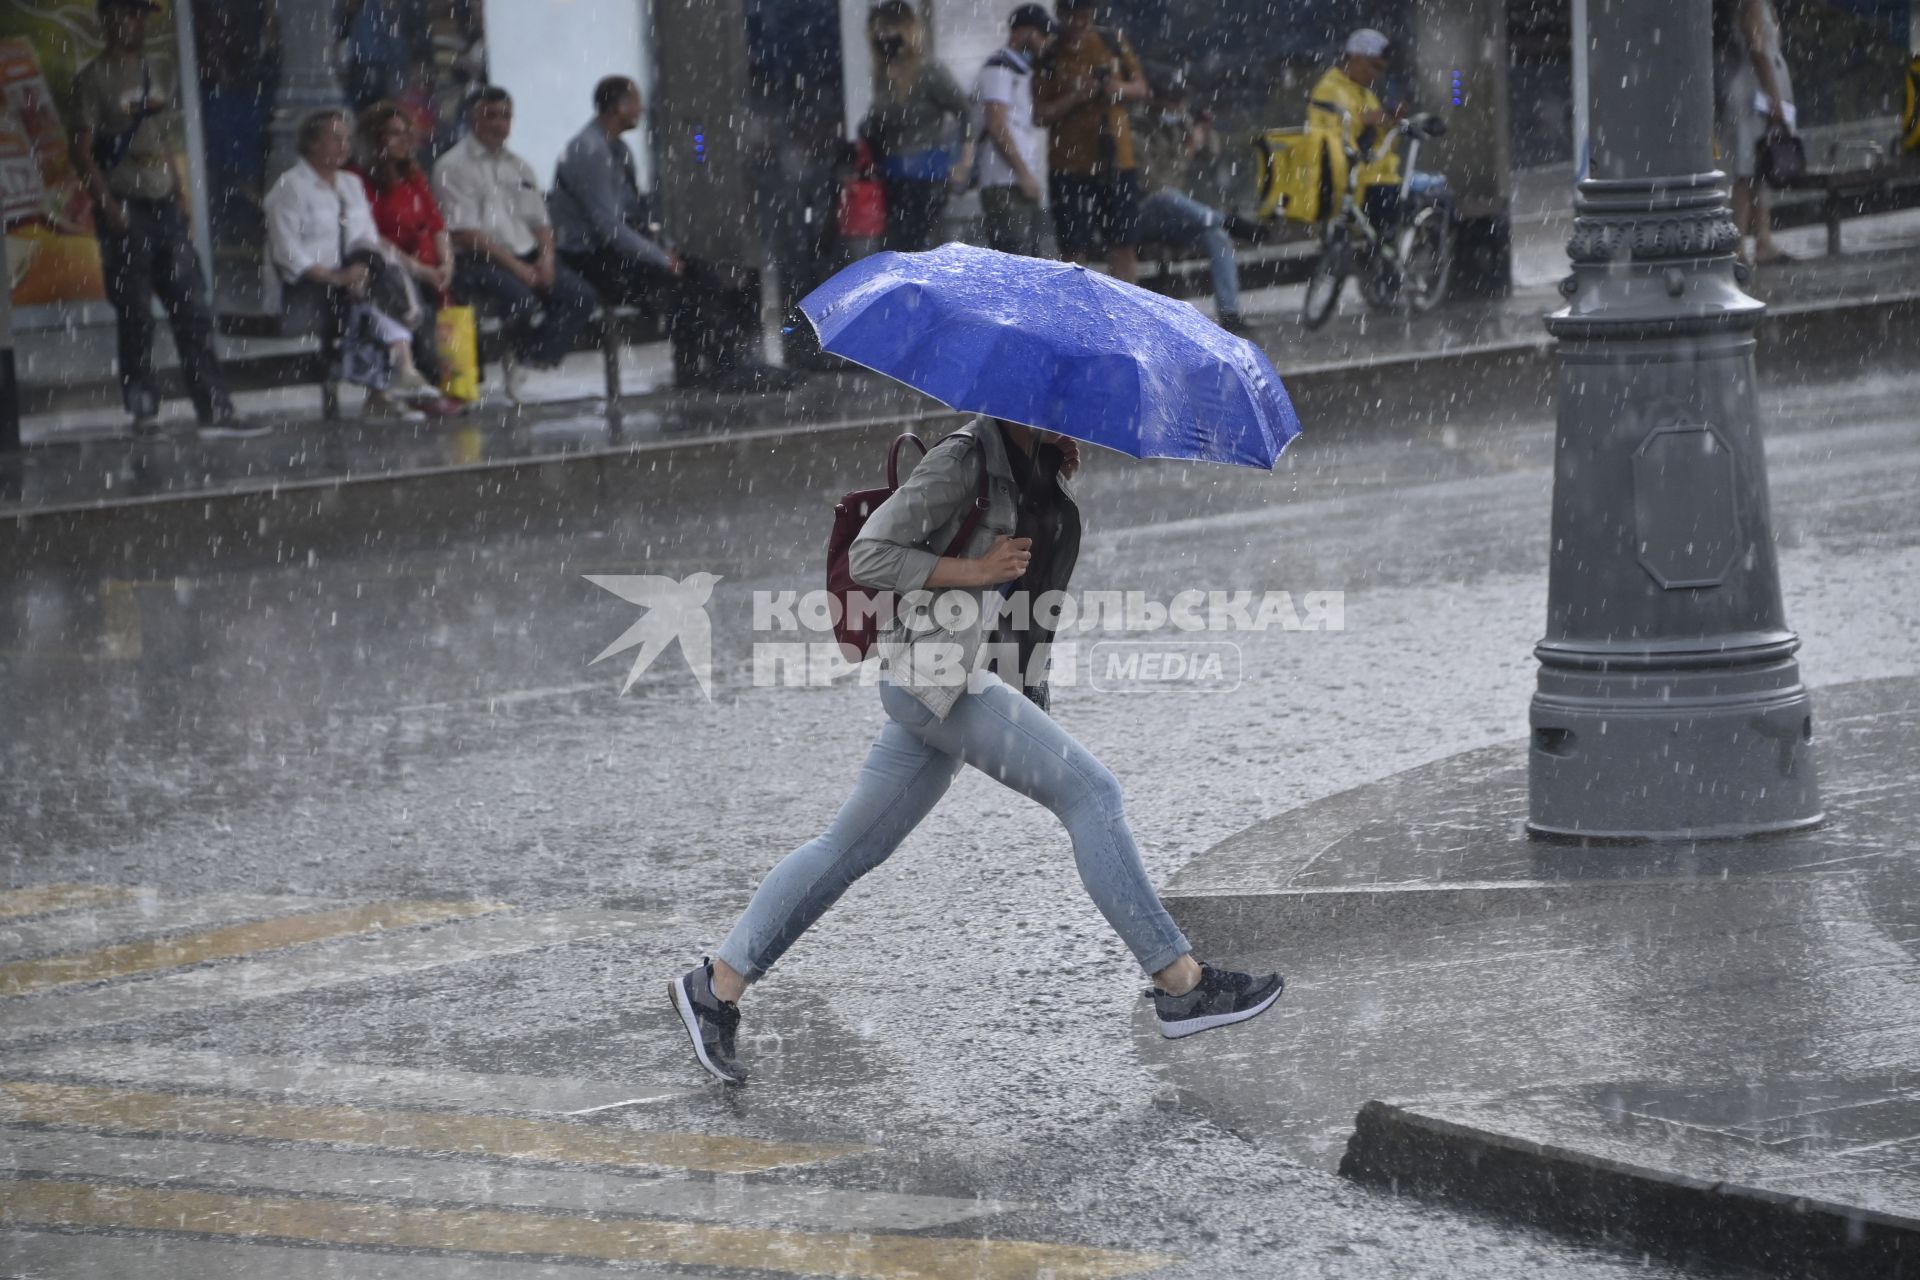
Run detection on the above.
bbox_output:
[942,438,991,557]
[883,426,991,557]
[94,59,161,177]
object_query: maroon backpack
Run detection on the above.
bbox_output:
[828,431,990,661]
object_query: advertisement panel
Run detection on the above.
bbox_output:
[1,1,186,308]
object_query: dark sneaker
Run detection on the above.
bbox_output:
[1151,962,1284,1040]
[668,959,747,1084]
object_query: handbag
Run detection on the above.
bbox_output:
[827,432,989,662]
[1757,123,1806,188]
[436,304,481,401]
[339,303,393,390]
[836,140,888,242]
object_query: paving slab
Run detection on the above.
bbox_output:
[1137,674,1920,1275]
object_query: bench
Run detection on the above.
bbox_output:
[1763,116,1920,255]
[1137,233,1320,300]
[216,310,343,419]
[471,302,670,404]
[1778,141,1920,256]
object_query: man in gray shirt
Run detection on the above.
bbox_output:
[549,76,797,393]
[69,0,255,434]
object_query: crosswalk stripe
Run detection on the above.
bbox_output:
[0,1081,865,1174]
[0,884,136,921]
[0,1046,694,1116]
[1,1179,1170,1279]
[0,894,337,961]
[1,1128,1023,1232]
[0,901,502,996]
[0,909,653,1039]
[0,1232,630,1280]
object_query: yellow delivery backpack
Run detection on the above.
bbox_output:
[1255,124,1401,225]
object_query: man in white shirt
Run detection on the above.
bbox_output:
[264,108,446,415]
[434,86,596,369]
[973,4,1053,257]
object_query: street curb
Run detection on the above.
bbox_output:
[0,409,960,574]
[1161,874,1815,957]
[7,290,1915,573]
[1339,1099,1920,1279]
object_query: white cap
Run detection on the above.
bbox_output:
[1345,28,1390,59]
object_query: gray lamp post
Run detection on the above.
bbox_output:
[1528,0,1820,840]
[267,0,346,180]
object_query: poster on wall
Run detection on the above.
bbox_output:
[2,0,186,308]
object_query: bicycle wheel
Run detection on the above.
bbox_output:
[1301,229,1348,330]
[1402,203,1455,313]
[1361,249,1403,313]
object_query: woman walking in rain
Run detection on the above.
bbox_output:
[859,0,975,252]
[670,416,1284,1085]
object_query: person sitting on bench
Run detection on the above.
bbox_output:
[548,76,800,394]
[264,108,452,418]
[434,86,599,396]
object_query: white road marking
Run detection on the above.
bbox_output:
[0,910,655,1040]
[0,1128,1023,1232]
[0,1045,693,1116]
[0,1231,639,1280]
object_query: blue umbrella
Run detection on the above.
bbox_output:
[798,244,1301,469]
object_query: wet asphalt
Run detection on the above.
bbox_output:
[4,361,1919,1277]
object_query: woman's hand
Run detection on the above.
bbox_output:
[975,535,1033,586]
[1049,434,1082,479]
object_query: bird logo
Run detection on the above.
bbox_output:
[585,572,723,700]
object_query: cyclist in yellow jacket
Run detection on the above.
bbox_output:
[1309,29,1404,188]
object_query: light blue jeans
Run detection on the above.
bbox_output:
[716,675,1193,983]
[1137,189,1241,317]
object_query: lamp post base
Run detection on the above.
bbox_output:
[1529,643,1822,841]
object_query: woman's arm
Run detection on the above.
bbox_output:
[1743,0,1786,119]
[849,437,992,592]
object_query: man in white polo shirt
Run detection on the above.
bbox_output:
[973,3,1054,257]
[433,86,597,371]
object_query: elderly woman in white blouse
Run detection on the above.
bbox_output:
[264,109,448,418]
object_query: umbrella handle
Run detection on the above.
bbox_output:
[886,432,929,490]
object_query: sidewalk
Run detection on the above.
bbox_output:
[7,199,1920,522]
[1135,673,1920,1279]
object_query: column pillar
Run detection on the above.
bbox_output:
[267,0,345,180]
[1406,0,1512,298]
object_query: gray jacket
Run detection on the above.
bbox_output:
[848,418,1079,720]
[548,122,673,269]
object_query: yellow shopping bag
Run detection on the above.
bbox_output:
[436,304,481,402]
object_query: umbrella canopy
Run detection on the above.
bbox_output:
[798,244,1301,469]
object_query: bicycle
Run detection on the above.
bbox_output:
[1298,110,1455,330]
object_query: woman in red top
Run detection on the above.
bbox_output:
[356,101,458,404]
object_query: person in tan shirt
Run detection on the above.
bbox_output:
[69,0,253,434]
[1032,0,1147,282]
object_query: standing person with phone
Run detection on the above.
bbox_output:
[1032,0,1148,283]
[68,0,255,436]
[667,417,1285,1086]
